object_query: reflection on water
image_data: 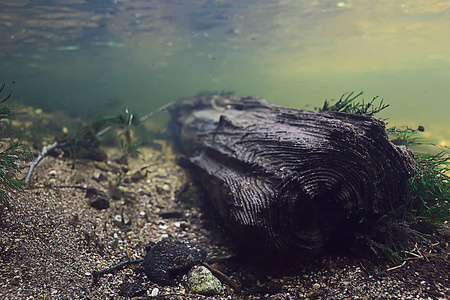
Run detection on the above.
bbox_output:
[0,0,449,144]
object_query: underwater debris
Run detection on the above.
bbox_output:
[170,95,416,256]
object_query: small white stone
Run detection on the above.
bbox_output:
[85,272,92,276]
[92,170,101,179]
[151,287,159,297]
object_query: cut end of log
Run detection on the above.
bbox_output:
[170,95,417,255]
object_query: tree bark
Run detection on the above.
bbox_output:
[170,95,417,254]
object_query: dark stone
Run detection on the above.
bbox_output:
[118,282,146,297]
[143,238,206,285]
[131,170,145,182]
[159,210,184,219]
[170,95,417,256]
[88,197,109,210]
[86,187,110,210]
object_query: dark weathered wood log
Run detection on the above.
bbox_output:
[170,95,417,255]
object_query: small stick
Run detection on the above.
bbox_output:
[404,251,423,258]
[29,185,87,190]
[95,100,177,138]
[359,261,367,271]
[139,100,176,122]
[386,261,406,271]
[24,141,66,186]
[202,262,241,293]
[25,101,178,187]
[405,256,423,261]
[93,259,144,281]
[126,249,137,271]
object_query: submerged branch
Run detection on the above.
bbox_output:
[93,259,144,281]
[24,101,177,187]
[24,141,67,187]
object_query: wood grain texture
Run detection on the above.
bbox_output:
[170,95,417,254]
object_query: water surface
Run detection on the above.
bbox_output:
[1,0,449,145]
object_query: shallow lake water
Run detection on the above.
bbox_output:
[1,0,449,146]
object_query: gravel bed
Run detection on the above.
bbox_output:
[0,143,448,299]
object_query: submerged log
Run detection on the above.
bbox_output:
[170,95,417,255]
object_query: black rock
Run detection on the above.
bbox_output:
[118,282,146,297]
[159,210,184,219]
[86,187,110,210]
[143,238,206,285]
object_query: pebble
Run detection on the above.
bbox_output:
[88,197,110,210]
[188,265,224,296]
[151,287,159,297]
[93,161,109,171]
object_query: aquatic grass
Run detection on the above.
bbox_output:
[62,107,143,162]
[320,91,389,116]
[0,83,32,218]
[0,83,12,104]
[0,143,32,213]
[388,126,423,147]
[408,151,450,224]
[321,92,449,226]
[320,92,449,264]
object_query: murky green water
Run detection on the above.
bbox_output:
[1,0,449,145]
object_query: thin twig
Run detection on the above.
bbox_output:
[28,185,87,190]
[95,100,177,138]
[139,100,176,122]
[25,101,177,187]
[359,261,367,271]
[24,141,68,187]
[404,251,423,258]
[202,262,241,293]
[93,259,144,281]
[386,261,406,271]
